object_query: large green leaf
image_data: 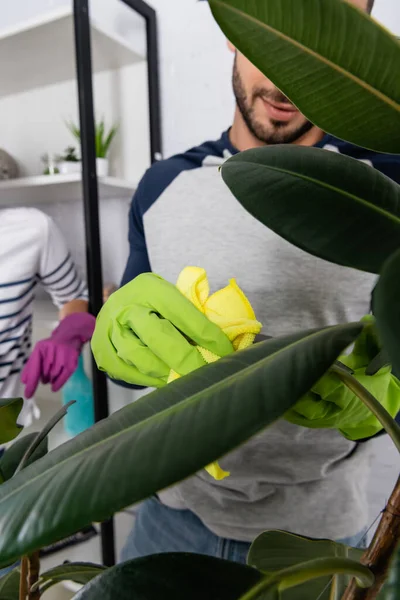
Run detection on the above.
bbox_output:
[0,399,23,445]
[0,568,20,600]
[74,554,262,600]
[0,323,361,566]
[374,248,400,375]
[221,145,400,274]
[209,0,400,153]
[0,433,48,481]
[248,530,363,600]
[32,563,106,595]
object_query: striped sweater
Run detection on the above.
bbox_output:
[0,207,87,399]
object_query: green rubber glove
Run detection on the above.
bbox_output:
[285,316,400,440]
[91,273,234,388]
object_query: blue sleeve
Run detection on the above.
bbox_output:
[120,157,197,286]
[115,159,193,389]
[114,178,152,389]
[120,179,152,287]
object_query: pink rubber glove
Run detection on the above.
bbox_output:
[22,313,96,398]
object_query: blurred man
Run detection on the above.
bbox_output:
[106,0,399,563]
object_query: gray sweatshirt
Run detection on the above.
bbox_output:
[123,131,400,542]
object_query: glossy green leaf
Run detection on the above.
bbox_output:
[248,530,363,600]
[0,567,20,600]
[0,433,48,481]
[14,402,73,475]
[32,562,106,595]
[209,0,400,153]
[252,587,279,600]
[0,399,23,445]
[239,557,373,600]
[239,579,280,600]
[221,145,400,274]
[0,323,361,566]
[374,248,400,376]
[74,554,262,600]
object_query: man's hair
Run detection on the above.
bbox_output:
[367,0,375,13]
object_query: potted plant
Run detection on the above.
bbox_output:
[66,119,118,177]
[0,2,399,599]
[40,153,59,176]
[56,146,81,175]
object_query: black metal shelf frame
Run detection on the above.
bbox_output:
[73,0,162,567]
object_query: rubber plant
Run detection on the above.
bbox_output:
[0,0,399,599]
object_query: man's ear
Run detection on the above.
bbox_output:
[227,40,236,53]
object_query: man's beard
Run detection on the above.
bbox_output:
[232,57,314,145]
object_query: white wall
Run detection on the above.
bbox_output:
[1,0,399,161]
[373,0,400,33]
[146,0,235,157]
[0,1,151,287]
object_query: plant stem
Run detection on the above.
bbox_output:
[28,552,40,599]
[331,363,400,453]
[239,557,374,600]
[333,363,400,597]
[19,557,28,600]
[342,476,400,600]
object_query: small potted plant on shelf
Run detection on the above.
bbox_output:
[57,146,81,175]
[66,118,118,177]
[41,153,59,175]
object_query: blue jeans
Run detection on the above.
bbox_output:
[121,496,367,564]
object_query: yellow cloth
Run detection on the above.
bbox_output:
[168,266,262,480]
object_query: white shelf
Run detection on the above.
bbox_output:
[0,174,136,205]
[0,6,146,98]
